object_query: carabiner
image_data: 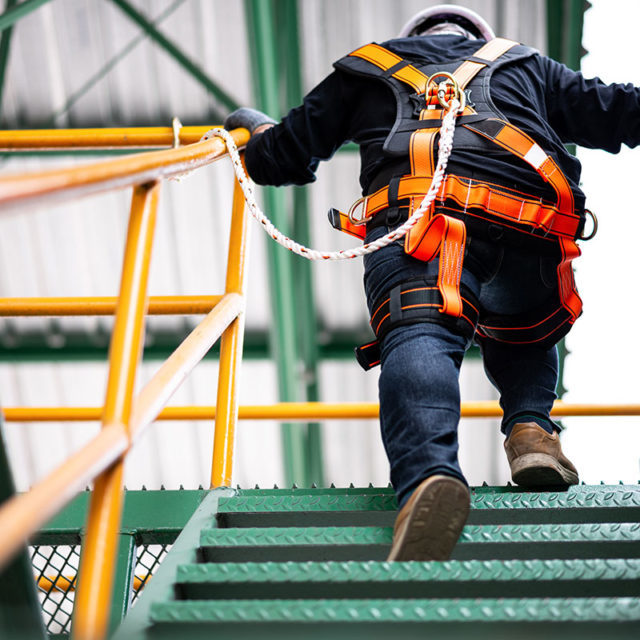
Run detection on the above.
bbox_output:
[428,71,466,113]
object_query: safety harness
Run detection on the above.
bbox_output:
[330,38,592,369]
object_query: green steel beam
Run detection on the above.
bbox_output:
[0,0,50,32]
[107,534,137,637]
[276,0,324,487]
[546,0,589,398]
[33,489,208,545]
[0,0,17,116]
[0,327,480,362]
[0,410,47,640]
[546,0,589,70]
[244,0,308,488]
[109,0,240,115]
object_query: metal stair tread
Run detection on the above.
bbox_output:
[217,485,640,515]
[176,557,640,584]
[201,522,640,547]
[149,596,640,623]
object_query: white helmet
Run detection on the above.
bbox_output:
[398,4,495,40]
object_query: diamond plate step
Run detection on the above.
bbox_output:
[150,596,640,624]
[175,558,640,600]
[216,485,640,527]
[199,523,640,562]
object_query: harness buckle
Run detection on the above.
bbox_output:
[347,195,373,226]
[428,71,466,113]
[580,208,598,241]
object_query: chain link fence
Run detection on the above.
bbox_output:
[31,542,170,635]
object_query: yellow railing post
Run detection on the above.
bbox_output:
[211,158,251,487]
[72,181,160,640]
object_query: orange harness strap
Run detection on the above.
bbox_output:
[404,213,467,316]
[348,43,430,93]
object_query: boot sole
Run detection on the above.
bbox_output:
[387,476,470,562]
[511,452,579,487]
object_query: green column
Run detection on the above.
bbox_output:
[107,533,137,636]
[275,0,324,486]
[0,0,17,118]
[0,411,47,640]
[244,0,308,486]
[546,0,589,398]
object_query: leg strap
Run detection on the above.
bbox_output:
[356,278,480,371]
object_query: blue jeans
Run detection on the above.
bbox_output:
[364,223,561,507]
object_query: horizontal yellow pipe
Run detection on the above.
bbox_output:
[0,295,222,316]
[5,401,640,422]
[0,127,249,212]
[0,126,219,150]
[38,573,146,594]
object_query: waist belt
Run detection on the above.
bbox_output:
[329,173,583,242]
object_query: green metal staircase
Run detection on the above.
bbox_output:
[114,483,640,640]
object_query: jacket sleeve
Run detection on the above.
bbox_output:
[244,71,352,186]
[542,56,640,153]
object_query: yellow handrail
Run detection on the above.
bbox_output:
[0,126,217,150]
[5,401,640,422]
[0,127,248,212]
[0,295,222,316]
[0,126,251,640]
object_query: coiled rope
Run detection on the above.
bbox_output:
[202,98,461,261]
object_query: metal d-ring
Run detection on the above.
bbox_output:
[580,208,598,241]
[347,196,372,225]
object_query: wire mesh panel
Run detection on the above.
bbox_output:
[132,543,171,604]
[31,544,80,635]
[30,541,171,634]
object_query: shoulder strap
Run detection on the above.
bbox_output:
[453,38,519,88]
[345,38,520,93]
[346,43,430,93]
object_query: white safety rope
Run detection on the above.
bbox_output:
[202,99,460,261]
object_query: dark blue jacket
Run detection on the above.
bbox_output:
[245,35,640,211]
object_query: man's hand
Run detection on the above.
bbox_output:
[224,107,276,134]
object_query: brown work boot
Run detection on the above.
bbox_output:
[387,475,470,561]
[504,421,579,487]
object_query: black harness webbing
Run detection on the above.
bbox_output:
[356,279,480,370]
